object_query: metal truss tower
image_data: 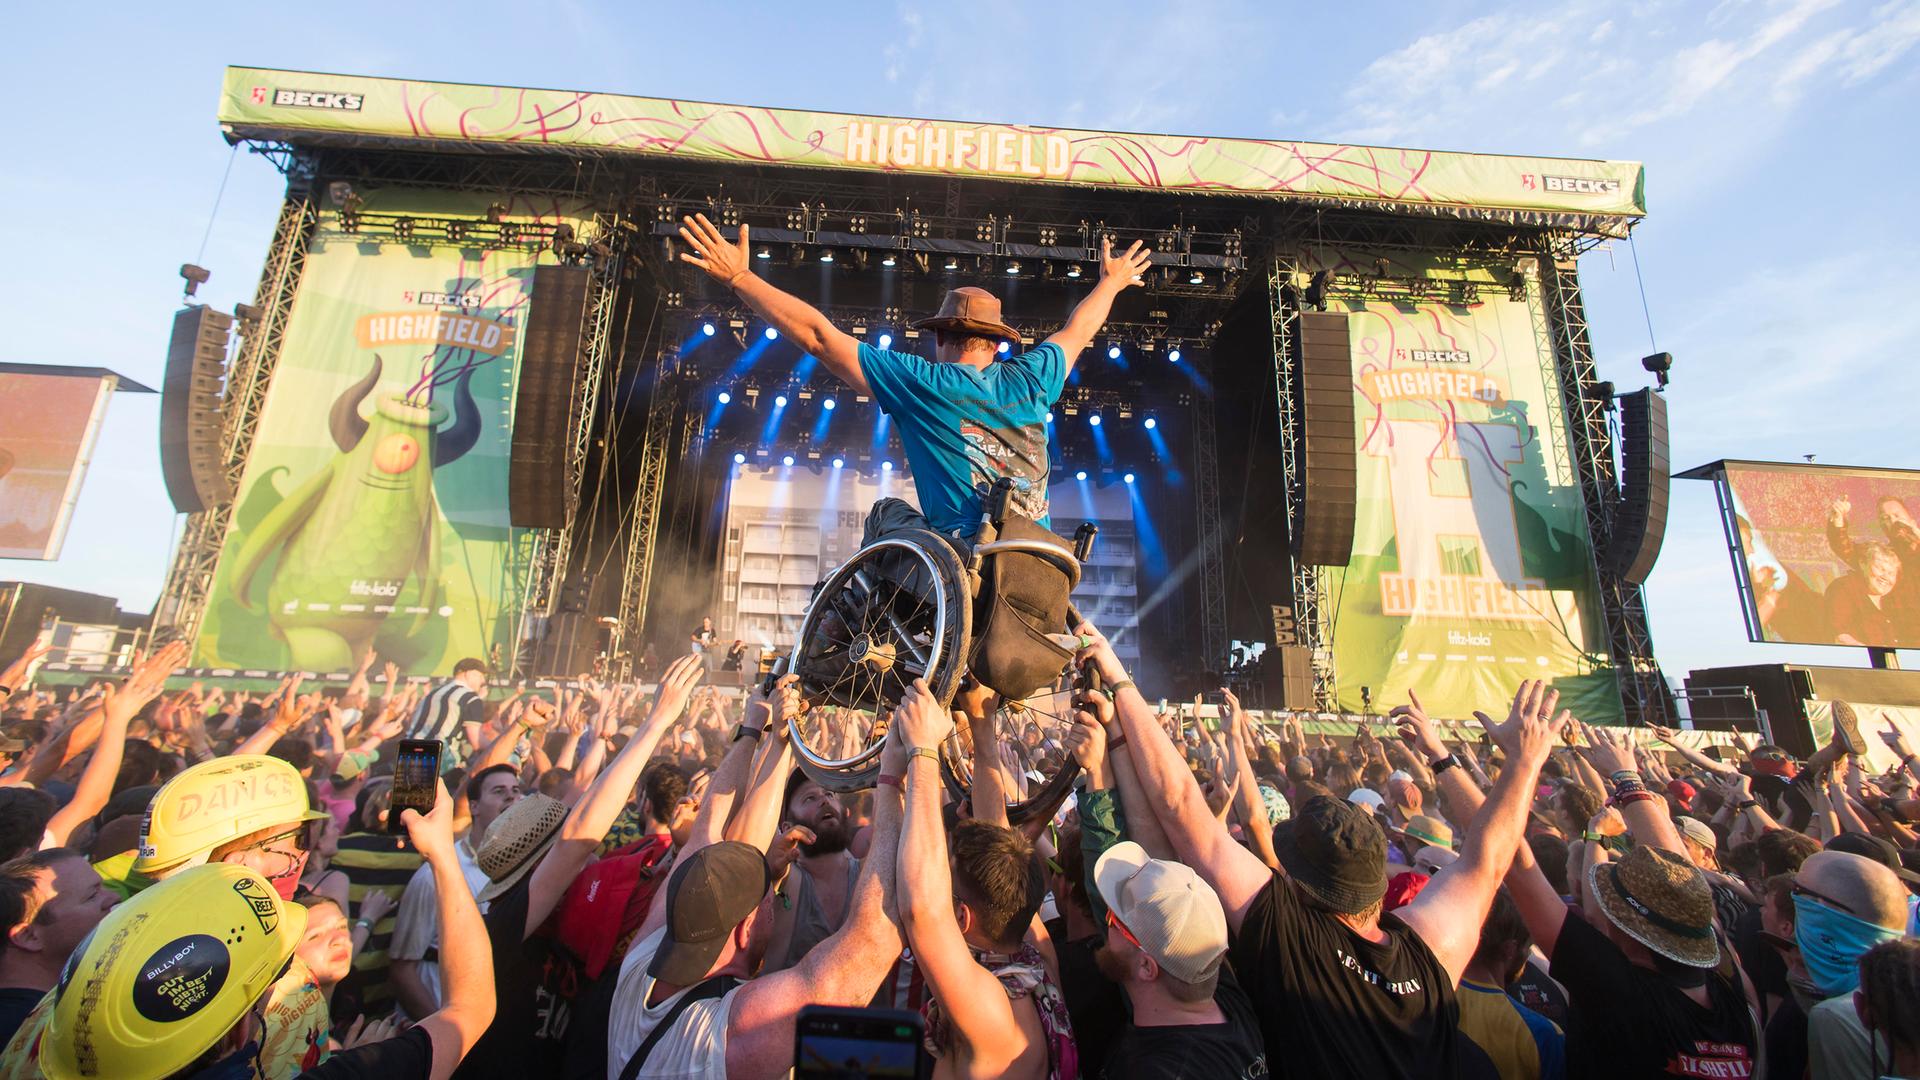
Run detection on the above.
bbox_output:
[1267,256,1336,710]
[153,187,318,642]
[613,344,684,675]
[1539,243,1669,724]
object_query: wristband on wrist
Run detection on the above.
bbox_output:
[1105,731,1128,751]
[1430,753,1460,774]
[876,773,903,789]
[1610,789,1657,808]
[1609,769,1643,785]
[1106,677,1137,697]
[1581,831,1605,842]
[1734,798,1759,811]
[907,746,940,765]
[732,723,763,742]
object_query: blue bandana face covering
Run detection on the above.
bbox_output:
[1792,892,1904,997]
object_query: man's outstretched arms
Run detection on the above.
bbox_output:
[1046,238,1152,369]
[678,214,869,395]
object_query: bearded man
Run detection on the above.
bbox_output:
[757,771,862,972]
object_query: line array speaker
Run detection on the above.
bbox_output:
[1266,644,1316,711]
[1606,388,1670,583]
[509,264,593,528]
[1294,311,1357,566]
[159,305,234,513]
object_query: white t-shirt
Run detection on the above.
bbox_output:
[605,926,739,1080]
[388,834,487,1012]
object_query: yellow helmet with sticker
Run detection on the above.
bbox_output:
[133,755,328,877]
[39,863,306,1080]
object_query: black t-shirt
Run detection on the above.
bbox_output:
[452,879,593,1079]
[0,987,44,1049]
[1105,965,1267,1080]
[294,1026,433,1079]
[1732,903,1788,1003]
[1043,916,1125,1080]
[1506,957,1569,1028]
[1228,872,1459,1078]
[1549,910,1758,1080]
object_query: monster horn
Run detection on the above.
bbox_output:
[329,356,383,451]
[432,366,482,468]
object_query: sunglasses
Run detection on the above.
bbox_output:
[257,818,325,856]
[1105,908,1143,950]
[1791,880,1860,918]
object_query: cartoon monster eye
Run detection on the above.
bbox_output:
[373,434,420,474]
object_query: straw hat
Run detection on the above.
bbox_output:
[476,793,568,903]
[1588,845,1719,967]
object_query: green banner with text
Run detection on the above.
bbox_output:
[195,191,583,677]
[1323,280,1623,722]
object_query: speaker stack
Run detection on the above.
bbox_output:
[1606,388,1670,584]
[1294,311,1358,567]
[158,305,234,513]
[508,264,593,528]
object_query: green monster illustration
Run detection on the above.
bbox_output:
[228,356,482,671]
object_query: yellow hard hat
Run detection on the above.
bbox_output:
[40,863,307,1080]
[134,755,328,877]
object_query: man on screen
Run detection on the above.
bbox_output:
[673,213,1151,542]
[1829,494,1919,645]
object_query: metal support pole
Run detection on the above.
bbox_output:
[1269,254,1336,709]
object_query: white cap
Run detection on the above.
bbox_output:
[1347,787,1386,812]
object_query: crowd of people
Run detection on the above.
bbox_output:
[0,627,1917,1080]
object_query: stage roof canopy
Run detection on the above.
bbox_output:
[219,67,1645,232]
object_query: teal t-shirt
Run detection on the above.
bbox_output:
[857,340,1064,537]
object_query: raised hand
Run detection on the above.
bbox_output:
[645,655,706,729]
[1581,724,1639,776]
[400,779,456,865]
[1073,621,1128,684]
[1065,707,1108,776]
[768,824,816,876]
[1486,680,1558,770]
[357,886,396,927]
[1882,723,1913,760]
[1097,237,1153,290]
[677,214,753,288]
[1389,690,1448,763]
[892,678,955,750]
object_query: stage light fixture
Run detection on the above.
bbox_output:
[882,460,894,471]
[833,457,845,469]
[877,333,893,349]
[998,341,1011,354]
[1067,265,1082,279]
[788,246,806,268]
[774,395,788,407]
[1006,261,1022,275]
[1144,418,1157,430]
[729,318,747,329]
[1045,411,1054,423]
[1107,345,1122,360]
[1167,348,1182,363]
[764,327,779,340]
[717,391,732,404]
[943,255,960,271]
[1124,472,1136,484]
[1189,269,1205,285]
[852,324,868,335]
[1075,470,1088,481]
[1641,352,1674,389]
[882,253,897,268]
[756,246,772,260]
[821,398,837,412]
[393,217,416,241]
[1089,414,1102,427]
[820,249,836,264]
[702,322,716,337]
[782,455,795,466]
[733,452,747,464]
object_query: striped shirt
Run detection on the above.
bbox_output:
[407,681,483,751]
[330,831,426,1018]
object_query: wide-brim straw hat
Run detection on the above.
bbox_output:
[476,793,569,904]
[1588,845,1719,967]
[912,287,1020,342]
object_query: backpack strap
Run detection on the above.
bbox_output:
[615,974,740,1080]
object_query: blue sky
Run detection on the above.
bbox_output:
[5,0,1918,682]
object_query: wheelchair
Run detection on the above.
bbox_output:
[785,479,1100,824]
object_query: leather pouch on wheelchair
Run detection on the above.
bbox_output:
[968,516,1074,700]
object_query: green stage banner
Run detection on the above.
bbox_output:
[1323,283,1622,722]
[195,192,583,677]
[217,67,1644,223]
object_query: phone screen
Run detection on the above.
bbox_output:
[388,739,443,834]
[794,1005,925,1078]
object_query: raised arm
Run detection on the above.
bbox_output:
[1079,623,1271,930]
[1045,238,1152,369]
[1396,682,1557,987]
[1389,691,1481,826]
[1221,689,1280,869]
[1079,683,1174,860]
[678,214,868,394]
[1649,725,1736,778]
[1581,727,1685,856]
[401,782,496,1080]
[45,642,186,846]
[723,675,801,850]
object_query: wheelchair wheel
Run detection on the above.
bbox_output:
[787,529,972,792]
[940,683,1086,827]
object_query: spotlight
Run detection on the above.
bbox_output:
[702,322,716,336]
[1124,472,1136,485]
[782,455,795,467]
[717,391,732,404]
[733,452,747,464]
[882,460,894,471]
[1045,411,1054,423]
[1089,414,1102,427]
[822,398,836,410]
[1075,470,1088,481]
[820,249,835,264]
[1005,261,1022,275]
[943,255,960,271]
[1107,345,1122,360]
[1189,269,1205,285]
[756,246,772,260]
[832,457,845,469]
[1167,348,1182,363]
[178,263,211,297]
[1641,351,1674,390]
[882,253,897,268]
[998,341,1011,354]
[788,246,806,268]
[764,327,779,340]
[774,395,788,407]
[1067,265,1083,279]
[877,333,893,349]
[1144,417,1157,430]
[1304,269,1332,310]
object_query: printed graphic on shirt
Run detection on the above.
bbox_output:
[1334,947,1425,996]
[961,419,1049,521]
[1665,1040,1754,1078]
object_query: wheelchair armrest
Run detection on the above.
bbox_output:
[971,538,1082,590]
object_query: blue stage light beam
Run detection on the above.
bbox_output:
[1128,475,1168,576]
[723,334,776,380]
[812,395,836,442]
[872,410,892,452]
[760,393,789,443]
[1143,418,1184,484]
[1091,416,1112,464]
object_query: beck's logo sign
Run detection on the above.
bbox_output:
[1542,175,1620,195]
[263,87,365,111]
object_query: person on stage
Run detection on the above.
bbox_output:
[675,213,1151,543]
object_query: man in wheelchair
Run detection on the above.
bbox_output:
[677,214,1152,722]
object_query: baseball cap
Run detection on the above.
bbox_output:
[647,840,770,984]
[1273,795,1388,914]
[1347,787,1385,813]
[1093,841,1229,984]
[1666,779,1697,811]
[1675,816,1717,852]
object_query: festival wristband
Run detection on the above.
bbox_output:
[1104,728,1128,751]
[876,773,903,789]
[1734,799,1759,811]
[1107,678,1137,697]
[1581,831,1605,842]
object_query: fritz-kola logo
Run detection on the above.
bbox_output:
[253,86,364,111]
[400,290,483,309]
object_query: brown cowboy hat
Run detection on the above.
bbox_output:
[912,287,1020,343]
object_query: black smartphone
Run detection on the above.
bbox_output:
[388,738,443,834]
[793,1005,926,1078]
